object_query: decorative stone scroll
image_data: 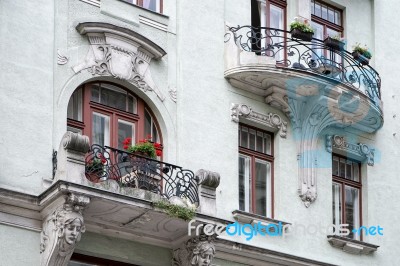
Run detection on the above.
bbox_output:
[40,193,90,266]
[231,103,287,138]
[73,22,166,101]
[172,234,216,266]
[326,135,375,166]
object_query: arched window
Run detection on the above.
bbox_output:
[67,82,161,150]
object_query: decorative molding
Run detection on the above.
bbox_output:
[57,50,69,65]
[139,15,168,32]
[232,210,290,234]
[168,87,177,103]
[326,135,375,166]
[73,22,166,101]
[195,169,220,188]
[40,193,90,266]
[327,235,378,255]
[173,235,216,266]
[231,103,287,138]
[79,0,100,7]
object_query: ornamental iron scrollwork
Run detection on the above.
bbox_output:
[225,25,381,103]
[85,145,199,205]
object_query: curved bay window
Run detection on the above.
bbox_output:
[67,82,161,150]
[238,124,273,218]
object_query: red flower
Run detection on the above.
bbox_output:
[122,137,132,145]
[154,143,161,148]
[156,150,162,157]
[123,145,129,150]
[101,158,107,164]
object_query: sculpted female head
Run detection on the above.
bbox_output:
[191,241,215,266]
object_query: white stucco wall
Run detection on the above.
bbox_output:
[0,0,399,265]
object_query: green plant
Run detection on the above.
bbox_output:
[154,200,196,221]
[290,18,314,34]
[353,43,372,59]
[122,137,162,159]
[86,154,107,172]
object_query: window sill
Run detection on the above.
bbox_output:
[327,235,379,255]
[232,210,290,234]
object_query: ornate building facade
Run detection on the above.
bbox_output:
[0,0,398,265]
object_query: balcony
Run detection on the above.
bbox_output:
[46,132,221,254]
[225,25,383,207]
[85,144,199,205]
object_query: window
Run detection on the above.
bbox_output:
[238,124,273,217]
[122,0,163,13]
[67,82,161,151]
[251,0,286,60]
[332,155,362,240]
[311,0,343,63]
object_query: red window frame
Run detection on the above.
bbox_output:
[67,82,162,150]
[332,154,362,240]
[238,124,274,218]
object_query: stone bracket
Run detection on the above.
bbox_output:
[231,103,287,138]
[326,135,375,166]
[196,169,220,217]
[40,193,90,266]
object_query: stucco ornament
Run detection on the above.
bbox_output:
[173,235,216,266]
[40,193,90,266]
[73,22,166,101]
[326,135,375,166]
[231,103,287,138]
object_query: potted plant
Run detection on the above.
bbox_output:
[123,137,162,159]
[324,34,345,51]
[290,18,314,42]
[352,43,372,65]
[85,154,107,182]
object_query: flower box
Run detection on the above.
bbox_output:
[291,29,314,42]
[352,51,369,66]
[324,37,345,51]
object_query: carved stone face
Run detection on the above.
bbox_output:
[196,248,214,266]
[64,218,83,245]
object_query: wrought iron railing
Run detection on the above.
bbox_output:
[225,25,381,102]
[85,145,199,204]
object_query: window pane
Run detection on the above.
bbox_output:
[311,22,324,59]
[332,156,339,176]
[255,159,270,216]
[339,158,346,178]
[239,155,251,212]
[144,109,153,140]
[353,162,360,182]
[345,186,360,240]
[142,0,160,12]
[249,129,256,150]
[346,160,353,180]
[127,95,137,114]
[256,132,263,153]
[100,84,127,111]
[118,120,134,150]
[328,8,335,23]
[321,5,328,20]
[332,182,342,227]
[91,85,100,103]
[241,127,249,148]
[335,11,341,26]
[315,2,321,17]
[269,5,284,61]
[264,133,272,155]
[92,113,110,146]
[67,88,82,121]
